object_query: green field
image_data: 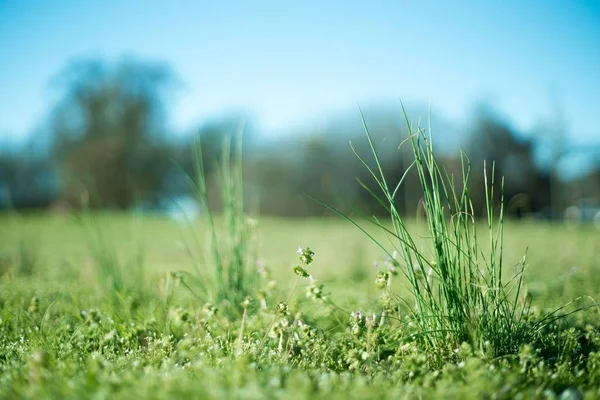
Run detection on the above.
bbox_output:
[0,213,599,399]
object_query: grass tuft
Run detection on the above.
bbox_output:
[177,123,258,315]
[313,105,545,357]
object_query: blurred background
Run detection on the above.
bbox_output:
[0,1,599,222]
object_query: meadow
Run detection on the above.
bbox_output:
[0,212,598,399]
[1,124,599,399]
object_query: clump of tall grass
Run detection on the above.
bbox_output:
[318,106,534,357]
[177,124,258,314]
[76,212,147,314]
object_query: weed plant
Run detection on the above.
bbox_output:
[72,211,149,317]
[177,125,258,315]
[316,107,597,360]
[342,106,532,357]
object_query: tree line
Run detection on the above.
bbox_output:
[1,57,597,219]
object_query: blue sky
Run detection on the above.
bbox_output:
[1,0,599,148]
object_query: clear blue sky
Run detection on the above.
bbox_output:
[1,0,599,147]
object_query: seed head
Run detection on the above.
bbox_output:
[297,247,315,265]
[241,296,251,309]
[375,270,390,289]
[276,302,289,316]
[293,265,310,278]
[306,281,326,302]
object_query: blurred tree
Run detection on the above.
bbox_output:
[167,115,256,212]
[50,57,175,209]
[466,106,551,217]
[177,116,253,179]
[0,147,56,209]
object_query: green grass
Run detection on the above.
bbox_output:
[327,108,541,357]
[176,127,258,316]
[0,113,599,399]
[0,214,599,399]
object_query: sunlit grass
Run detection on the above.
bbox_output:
[0,108,598,398]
